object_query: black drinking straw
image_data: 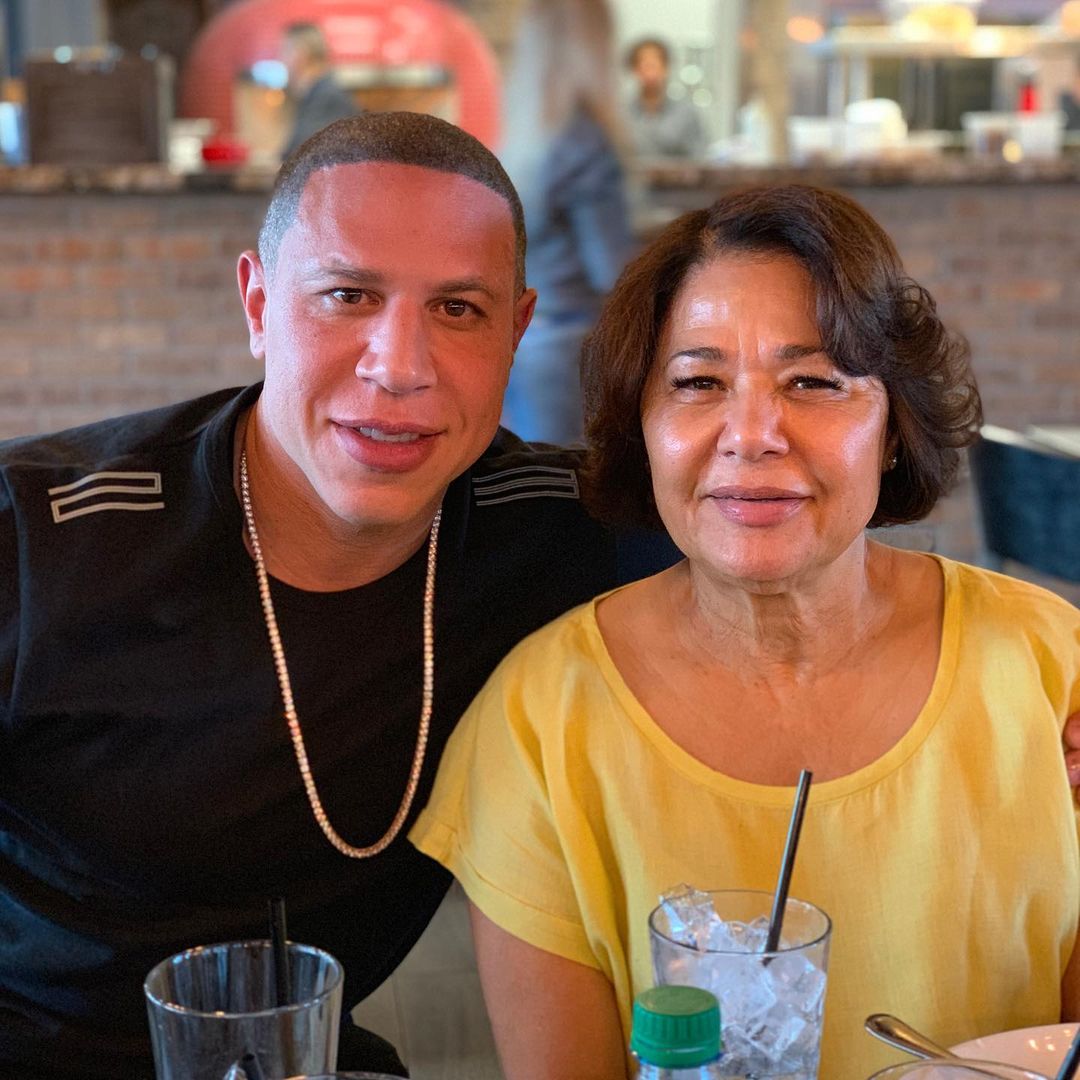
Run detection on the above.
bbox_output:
[268,896,291,1008]
[764,769,813,955]
[238,1052,268,1080]
[1054,1025,1080,1080]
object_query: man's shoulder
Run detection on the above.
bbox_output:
[463,429,680,585]
[0,386,251,530]
[468,429,587,510]
[0,386,247,475]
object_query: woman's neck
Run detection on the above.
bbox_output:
[676,540,900,678]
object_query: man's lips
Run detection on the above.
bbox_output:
[331,420,442,471]
[707,485,810,526]
[333,419,441,442]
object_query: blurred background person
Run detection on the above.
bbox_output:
[1060,52,1080,130]
[279,21,359,159]
[624,37,706,159]
[499,0,633,446]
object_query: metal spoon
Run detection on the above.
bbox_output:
[865,1013,962,1061]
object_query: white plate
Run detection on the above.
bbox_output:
[950,1023,1076,1073]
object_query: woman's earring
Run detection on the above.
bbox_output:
[885,452,899,471]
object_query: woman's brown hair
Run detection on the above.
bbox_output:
[582,184,982,529]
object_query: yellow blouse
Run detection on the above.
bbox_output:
[412,557,1080,1079]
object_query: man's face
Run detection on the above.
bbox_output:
[634,45,669,92]
[238,162,535,535]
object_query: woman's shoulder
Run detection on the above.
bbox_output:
[933,556,1080,704]
[936,554,1080,630]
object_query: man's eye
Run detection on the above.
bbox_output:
[330,288,366,304]
[441,299,475,318]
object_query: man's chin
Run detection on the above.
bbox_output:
[324,488,443,536]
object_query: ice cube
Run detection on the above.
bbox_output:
[766,951,827,1013]
[657,884,717,949]
[759,1003,809,1059]
[706,956,777,1029]
[702,913,769,953]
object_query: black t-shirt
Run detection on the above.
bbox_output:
[0,385,676,1079]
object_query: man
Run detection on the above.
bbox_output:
[0,112,672,1078]
[624,37,706,160]
[279,21,358,159]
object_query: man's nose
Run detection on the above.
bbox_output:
[355,305,436,393]
[714,387,788,460]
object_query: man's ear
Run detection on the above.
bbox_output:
[512,287,538,351]
[237,250,268,360]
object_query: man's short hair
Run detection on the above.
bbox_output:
[258,112,527,293]
[625,37,671,71]
[282,22,330,63]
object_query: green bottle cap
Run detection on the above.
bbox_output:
[630,985,722,1069]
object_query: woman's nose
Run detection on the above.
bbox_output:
[714,389,788,460]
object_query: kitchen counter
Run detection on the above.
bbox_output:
[0,162,279,195]
[640,153,1080,197]
[1,151,1078,196]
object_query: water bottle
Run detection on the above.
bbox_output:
[630,985,724,1078]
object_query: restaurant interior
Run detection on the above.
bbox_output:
[0,1,1078,1077]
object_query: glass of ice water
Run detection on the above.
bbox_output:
[649,888,831,1080]
[144,940,343,1080]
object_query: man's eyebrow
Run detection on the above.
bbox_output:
[299,265,499,302]
[304,262,385,286]
[435,277,499,302]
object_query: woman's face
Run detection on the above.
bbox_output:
[641,254,891,588]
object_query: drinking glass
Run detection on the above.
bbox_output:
[649,888,831,1080]
[866,1062,1050,1080]
[144,939,343,1080]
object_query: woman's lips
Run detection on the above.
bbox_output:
[707,486,809,527]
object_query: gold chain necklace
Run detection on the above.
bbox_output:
[239,449,441,858]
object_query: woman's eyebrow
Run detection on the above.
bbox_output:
[669,346,727,363]
[668,344,828,364]
[776,343,828,361]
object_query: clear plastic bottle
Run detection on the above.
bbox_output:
[630,985,724,1079]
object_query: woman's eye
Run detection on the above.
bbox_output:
[791,374,844,391]
[671,375,721,391]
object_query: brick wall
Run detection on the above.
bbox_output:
[0,181,1077,600]
[0,191,266,439]
[852,184,1080,604]
[855,184,1080,430]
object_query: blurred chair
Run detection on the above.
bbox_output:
[969,424,1080,584]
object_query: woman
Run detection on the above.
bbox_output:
[499,0,634,445]
[411,185,1080,1079]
